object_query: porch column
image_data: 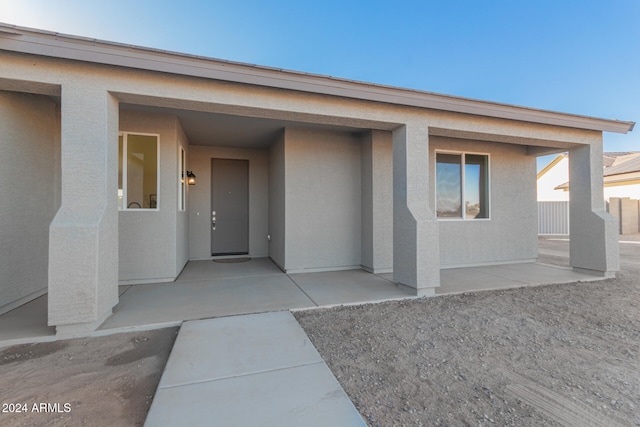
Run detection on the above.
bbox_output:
[361,130,393,273]
[568,143,619,276]
[48,84,119,335]
[392,124,440,296]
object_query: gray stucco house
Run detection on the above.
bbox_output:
[0,24,634,335]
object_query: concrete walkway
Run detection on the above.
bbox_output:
[144,311,366,427]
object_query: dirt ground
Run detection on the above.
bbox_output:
[295,237,640,426]
[0,327,178,427]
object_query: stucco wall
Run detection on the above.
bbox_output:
[605,183,640,200]
[0,91,60,314]
[609,197,640,235]
[119,111,181,283]
[620,198,639,235]
[189,145,269,259]
[284,128,362,272]
[269,132,286,269]
[431,137,538,267]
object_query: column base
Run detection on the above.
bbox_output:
[361,265,393,274]
[572,267,616,279]
[397,282,437,297]
[54,310,112,338]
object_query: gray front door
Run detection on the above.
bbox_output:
[211,158,249,256]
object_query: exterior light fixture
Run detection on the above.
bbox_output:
[186,171,196,185]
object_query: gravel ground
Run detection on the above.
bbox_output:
[295,238,640,426]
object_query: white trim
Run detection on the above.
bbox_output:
[435,150,491,221]
[118,131,160,211]
[178,145,186,211]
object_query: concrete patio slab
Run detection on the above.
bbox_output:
[176,258,282,282]
[437,268,525,295]
[0,295,53,342]
[159,312,323,388]
[0,254,613,347]
[0,284,135,345]
[100,274,313,330]
[379,263,596,296]
[145,312,366,427]
[290,269,413,306]
[476,263,597,284]
[437,262,600,295]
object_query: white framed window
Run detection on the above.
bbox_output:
[118,132,160,210]
[436,151,490,220]
[178,146,186,211]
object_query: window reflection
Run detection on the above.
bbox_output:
[436,152,489,220]
[436,153,462,217]
[465,154,488,219]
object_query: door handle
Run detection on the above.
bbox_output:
[212,211,216,231]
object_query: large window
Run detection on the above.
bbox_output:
[118,133,159,210]
[436,152,489,219]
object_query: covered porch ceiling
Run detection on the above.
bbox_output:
[120,103,582,155]
[120,103,369,149]
[428,127,583,156]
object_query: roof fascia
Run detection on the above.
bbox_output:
[604,178,640,187]
[0,24,635,134]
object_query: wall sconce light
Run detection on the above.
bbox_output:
[186,171,196,185]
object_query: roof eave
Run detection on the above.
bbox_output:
[0,23,635,134]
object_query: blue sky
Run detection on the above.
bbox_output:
[1,0,638,166]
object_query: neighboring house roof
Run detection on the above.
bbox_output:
[604,153,640,177]
[553,152,640,191]
[0,22,635,134]
[537,153,567,180]
[603,152,632,167]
